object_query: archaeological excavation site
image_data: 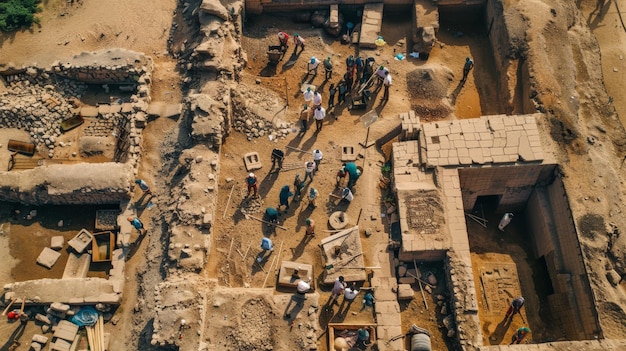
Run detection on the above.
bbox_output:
[1,0,626,350]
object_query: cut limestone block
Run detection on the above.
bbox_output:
[37,248,62,269]
[68,229,93,254]
[398,276,416,284]
[51,236,64,250]
[80,106,98,117]
[359,3,384,49]
[397,284,414,300]
[244,152,262,171]
[62,253,91,279]
[53,320,79,342]
[32,334,49,344]
[278,261,313,288]
[50,339,71,351]
[341,145,356,162]
[30,342,42,351]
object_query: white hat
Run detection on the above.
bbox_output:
[249,173,254,177]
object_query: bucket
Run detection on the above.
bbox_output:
[411,333,431,351]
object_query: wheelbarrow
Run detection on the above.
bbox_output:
[349,89,372,111]
[267,45,284,65]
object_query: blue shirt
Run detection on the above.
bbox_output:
[130,218,143,229]
[261,237,273,251]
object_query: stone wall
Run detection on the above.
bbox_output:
[0,163,133,205]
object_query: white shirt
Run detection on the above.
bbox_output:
[297,280,310,293]
[313,93,322,106]
[308,58,320,70]
[313,150,323,161]
[344,287,359,300]
[383,74,392,86]
[303,90,314,102]
[314,107,326,120]
[305,162,316,173]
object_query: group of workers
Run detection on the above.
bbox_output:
[505,296,532,344]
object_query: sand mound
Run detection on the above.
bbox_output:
[406,64,454,101]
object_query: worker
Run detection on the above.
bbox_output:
[336,167,347,187]
[343,69,354,92]
[271,148,285,170]
[382,71,392,101]
[296,279,311,298]
[246,172,258,197]
[462,57,474,82]
[355,56,364,80]
[279,185,294,211]
[128,217,144,234]
[293,33,305,53]
[361,292,376,311]
[357,327,370,345]
[375,65,388,87]
[344,162,361,188]
[308,57,321,76]
[313,91,322,110]
[343,282,360,306]
[328,83,337,110]
[313,149,323,169]
[323,57,333,80]
[505,296,525,320]
[303,87,314,103]
[299,104,309,133]
[265,207,280,224]
[134,179,152,195]
[305,218,315,237]
[510,327,530,344]
[331,276,347,305]
[293,174,304,199]
[278,31,289,52]
[498,213,514,231]
[303,161,316,183]
[314,105,326,133]
[258,237,274,262]
[338,80,348,105]
[308,187,319,209]
[346,55,355,73]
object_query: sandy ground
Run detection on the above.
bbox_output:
[1,0,626,350]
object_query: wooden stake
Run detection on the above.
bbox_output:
[86,326,95,351]
[414,260,428,310]
[263,256,278,288]
[1,298,17,316]
[286,145,310,153]
[99,315,105,351]
[222,183,236,219]
[227,237,234,259]
[244,214,288,230]
[236,248,245,259]
[242,241,252,261]
[18,296,26,315]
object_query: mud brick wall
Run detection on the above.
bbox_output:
[0,163,133,205]
[459,164,555,213]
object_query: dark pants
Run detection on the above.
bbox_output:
[315,119,323,131]
[325,69,332,80]
[462,69,470,81]
[329,95,335,108]
[383,85,389,100]
[338,93,346,104]
[300,119,307,132]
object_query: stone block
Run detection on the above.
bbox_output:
[341,145,357,161]
[50,339,71,351]
[32,334,49,344]
[53,320,79,341]
[37,248,62,269]
[31,343,42,351]
[397,284,414,300]
[50,236,64,250]
[202,213,213,229]
[243,152,262,171]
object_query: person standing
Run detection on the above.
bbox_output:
[293,33,305,53]
[246,172,258,197]
[314,105,326,132]
[505,296,525,320]
[305,218,315,237]
[308,57,321,76]
[303,161,316,183]
[345,55,355,73]
[323,57,333,80]
[462,57,474,82]
[308,187,319,208]
[355,56,364,80]
[271,148,284,170]
[313,149,323,169]
[328,83,337,109]
[278,31,289,52]
[258,237,274,262]
[331,276,347,305]
[299,104,309,133]
[382,71,392,101]
[313,92,322,110]
[128,217,145,234]
[134,179,152,195]
[344,70,354,92]
[338,80,348,105]
[510,327,530,345]
[293,174,304,199]
[303,87,314,103]
[279,185,294,210]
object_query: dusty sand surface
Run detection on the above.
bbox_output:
[1,0,626,350]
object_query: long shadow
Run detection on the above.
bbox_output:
[258,168,280,198]
[290,233,314,260]
[283,294,306,323]
[488,316,514,345]
[0,320,27,351]
[281,51,304,74]
[260,63,279,77]
[136,318,158,351]
[448,80,466,106]
[588,0,612,30]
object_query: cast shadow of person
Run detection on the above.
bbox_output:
[258,168,280,199]
[488,315,514,345]
[588,0,612,29]
[283,294,306,324]
[0,319,27,351]
[281,51,303,74]
[448,80,466,106]
[290,232,314,260]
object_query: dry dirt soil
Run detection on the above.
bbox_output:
[1,0,626,350]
